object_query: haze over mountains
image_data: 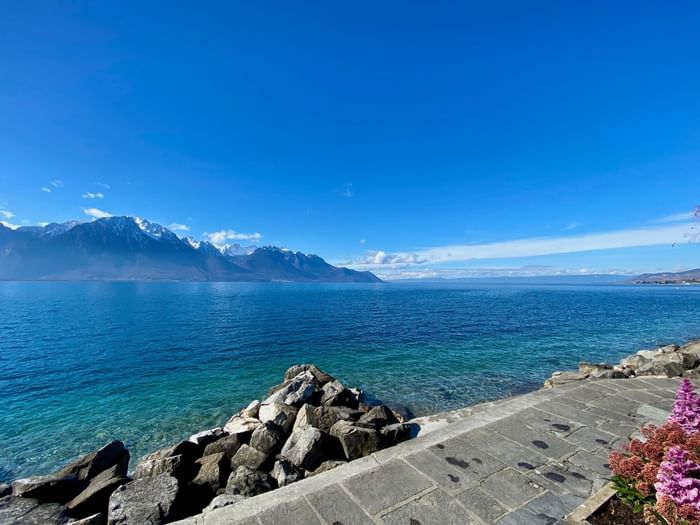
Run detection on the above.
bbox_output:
[0,217,381,282]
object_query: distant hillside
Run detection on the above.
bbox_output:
[0,217,382,283]
[630,268,700,284]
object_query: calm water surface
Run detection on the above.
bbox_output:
[1,281,699,481]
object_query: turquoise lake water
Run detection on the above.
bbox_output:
[1,281,699,482]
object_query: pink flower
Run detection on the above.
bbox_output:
[669,379,700,434]
[655,446,700,511]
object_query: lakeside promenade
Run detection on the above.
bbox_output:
[173,376,686,525]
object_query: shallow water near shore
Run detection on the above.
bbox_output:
[1,281,699,482]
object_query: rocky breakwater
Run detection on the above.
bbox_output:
[0,364,411,525]
[544,339,700,388]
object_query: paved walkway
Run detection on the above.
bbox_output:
[174,377,686,525]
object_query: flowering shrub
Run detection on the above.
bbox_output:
[609,379,700,524]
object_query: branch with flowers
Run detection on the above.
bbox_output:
[609,379,700,524]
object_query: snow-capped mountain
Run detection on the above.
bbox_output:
[0,217,381,283]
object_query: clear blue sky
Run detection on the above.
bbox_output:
[1,1,699,279]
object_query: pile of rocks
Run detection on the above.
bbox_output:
[0,364,411,524]
[545,339,700,388]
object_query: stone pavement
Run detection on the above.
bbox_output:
[173,377,687,525]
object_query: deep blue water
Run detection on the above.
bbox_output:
[1,281,699,482]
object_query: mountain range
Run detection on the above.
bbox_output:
[0,217,382,283]
[630,268,700,284]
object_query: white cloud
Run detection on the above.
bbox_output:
[168,223,190,232]
[565,222,579,230]
[41,187,51,193]
[375,265,636,281]
[350,222,695,268]
[96,182,111,189]
[0,210,14,219]
[82,192,104,199]
[51,180,63,188]
[204,229,263,247]
[654,210,697,224]
[0,220,19,229]
[359,239,366,244]
[340,183,353,198]
[83,207,112,219]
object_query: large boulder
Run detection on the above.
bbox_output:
[312,406,363,433]
[578,362,613,375]
[230,445,268,471]
[0,484,10,497]
[680,341,700,368]
[653,353,685,377]
[107,475,180,525]
[188,428,226,447]
[11,474,84,504]
[330,421,381,461]
[280,425,326,471]
[225,467,273,497]
[134,440,200,481]
[0,496,72,524]
[264,371,318,407]
[284,364,334,385]
[134,455,185,481]
[544,371,589,388]
[320,380,352,407]
[357,405,399,429]
[270,460,303,487]
[57,441,129,481]
[223,416,261,438]
[379,423,411,447]
[257,403,298,435]
[189,452,230,506]
[65,464,130,518]
[249,423,283,455]
[241,400,261,419]
[202,434,244,459]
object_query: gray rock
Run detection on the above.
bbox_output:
[379,423,411,446]
[270,460,303,487]
[65,464,130,518]
[637,348,659,360]
[249,423,282,455]
[188,428,226,447]
[11,474,84,504]
[589,369,626,379]
[307,460,347,477]
[202,434,243,459]
[578,362,613,374]
[320,379,352,406]
[658,343,680,353]
[280,425,327,471]
[284,364,334,385]
[190,452,230,497]
[357,405,399,429]
[203,494,246,513]
[264,371,318,407]
[635,357,657,376]
[57,441,130,482]
[293,403,315,432]
[107,475,179,525]
[222,416,261,438]
[0,484,10,497]
[294,404,362,433]
[134,454,184,480]
[0,496,72,524]
[225,467,273,497]
[230,445,268,471]
[241,400,261,419]
[330,421,381,460]
[543,371,589,388]
[653,352,685,377]
[620,354,648,370]
[257,403,298,435]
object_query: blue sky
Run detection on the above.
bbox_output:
[1,1,699,279]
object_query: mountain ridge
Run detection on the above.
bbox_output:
[0,217,382,283]
[630,268,700,284]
